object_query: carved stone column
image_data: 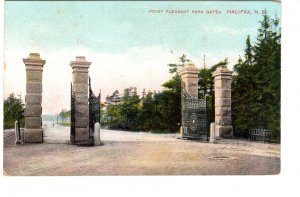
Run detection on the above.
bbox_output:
[23,53,45,143]
[70,56,91,145]
[213,66,233,138]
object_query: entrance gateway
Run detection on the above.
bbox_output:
[21,53,233,144]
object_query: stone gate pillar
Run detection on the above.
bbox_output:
[213,66,233,138]
[180,62,199,136]
[181,62,199,98]
[23,53,45,143]
[70,56,91,144]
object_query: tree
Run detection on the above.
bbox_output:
[199,58,229,99]
[168,54,190,74]
[245,35,253,63]
[4,94,25,129]
[161,54,191,132]
[120,87,140,130]
[105,90,122,105]
[232,14,281,139]
[198,58,229,132]
[58,109,71,125]
[102,69,183,133]
[160,74,182,132]
[105,103,121,128]
[103,90,123,128]
[100,102,106,125]
[138,91,155,130]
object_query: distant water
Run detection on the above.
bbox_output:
[42,114,57,123]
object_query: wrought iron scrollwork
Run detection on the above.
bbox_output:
[181,83,207,139]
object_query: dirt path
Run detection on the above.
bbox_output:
[3,126,280,176]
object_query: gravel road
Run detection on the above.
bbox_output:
[3,124,280,176]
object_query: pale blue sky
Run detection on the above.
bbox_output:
[4,1,281,114]
[5,1,281,57]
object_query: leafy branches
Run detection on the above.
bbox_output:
[4,94,25,129]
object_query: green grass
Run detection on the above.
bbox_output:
[59,122,71,127]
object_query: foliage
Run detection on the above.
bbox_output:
[101,54,228,133]
[138,91,156,130]
[58,109,71,125]
[61,122,71,127]
[232,14,281,139]
[101,55,188,132]
[4,94,25,129]
[159,73,182,132]
[167,54,190,74]
[101,14,281,139]
[59,109,71,117]
[120,87,141,129]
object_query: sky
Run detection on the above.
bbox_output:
[4,1,281,115]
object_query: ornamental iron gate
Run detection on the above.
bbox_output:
[88,77,100,145]
[181,88,207,140]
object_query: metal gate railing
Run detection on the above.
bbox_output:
[181,88,207,140]
[88,77,100,145]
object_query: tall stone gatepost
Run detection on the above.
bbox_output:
[23,53,45,143]
[181,62,199,98]
[213,66,233,138]
[180,62,199,137]
[70,56,91,145]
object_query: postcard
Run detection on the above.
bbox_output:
[3,0,281,176]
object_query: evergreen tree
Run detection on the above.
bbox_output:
[120,87,140,129]
[104,90,123,128]
[161,54,191,132]
[245,35,253,63]
[232,14,281,139]
[168,54,190,74]
[139,91,155,130]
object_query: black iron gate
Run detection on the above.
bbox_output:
[181,88,207,139]
[70,83,75,144]
[88,77,100,145]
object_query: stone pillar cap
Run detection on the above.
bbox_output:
[180,62,199,74]
[76,56,87,61]
[70,56,91,68]
[184,62,198,69]
[28,53,42,59]
[23,53,45,66]
[213,66,233,77]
